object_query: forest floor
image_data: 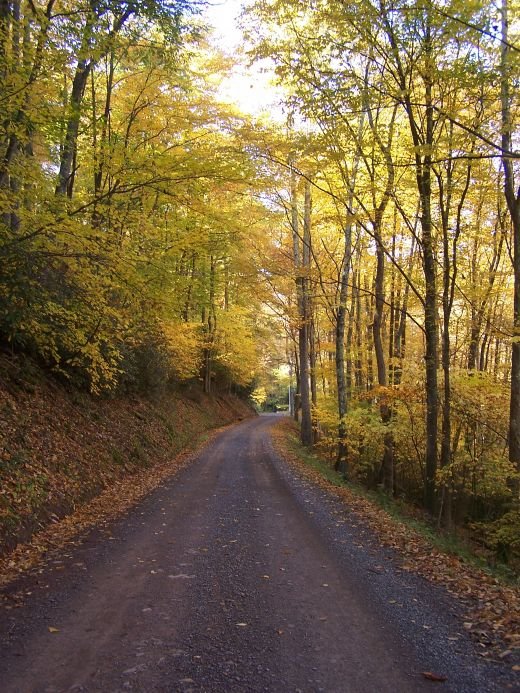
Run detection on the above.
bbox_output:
[0,414,519,692]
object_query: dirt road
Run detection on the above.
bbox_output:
[0,415,515,692]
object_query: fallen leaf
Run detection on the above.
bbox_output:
[48,626,59,633]
[168,574,195,579]
[422,672,447,682]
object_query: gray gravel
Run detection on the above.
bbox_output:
[0,414,518,692]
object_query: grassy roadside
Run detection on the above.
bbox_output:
[272,417,520,662]
[281,418,515,583]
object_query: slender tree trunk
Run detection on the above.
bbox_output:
[335,216,352,472]
[438,128,471,527]
[305,215,318,442]
[368,98,396,490]
[309,312,318,441]
[203,256,217,394]
[422,187,438,512]
[421,22,439,514]
[56,8,130,198]
[373,237,394,491]
[382,0,439,512]
[393,244,412,386]
[500,0,520,495]
[290,162,312,447]
[479,316,491,372]
[354,271,364,391]
[346,288,355,401]
[293,346,300,422]
[94,47,115,198]
[299,179,313,445]
[440,242,453,528]
[373,244,394,490]
[364,274,373,392]
[56,51,92,197]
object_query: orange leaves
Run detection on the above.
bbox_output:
[422,672,447,682]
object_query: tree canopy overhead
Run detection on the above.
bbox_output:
[1,0,520,562]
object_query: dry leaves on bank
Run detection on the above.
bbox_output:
[0,425,227,596]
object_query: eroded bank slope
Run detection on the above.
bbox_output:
[0,362,253,556]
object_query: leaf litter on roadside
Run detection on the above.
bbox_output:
[422,672,447,682]
[272,418,520,661]
[0,427,227,602]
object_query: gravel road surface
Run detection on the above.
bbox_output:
[0,415,517,692]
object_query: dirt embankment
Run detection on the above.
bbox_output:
[0,360,254,556]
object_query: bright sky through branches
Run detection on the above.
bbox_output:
[203,0,284,119]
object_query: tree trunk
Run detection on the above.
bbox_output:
[203,256,217,394]
[93,47,115,198]
[421,17,439,514]
[306,233,318,441]
[421,179,438,513]
[373,183,399,489]
[373,237,394,491]
[382,0,439,512]
[55,54,92,197]
[500,0,520,496]
[346,282,355,400]
[56,8,131,198]
[293,346,300,422]
[440,242,453,528]
[291,165,312,447]
[335,217,352,472]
